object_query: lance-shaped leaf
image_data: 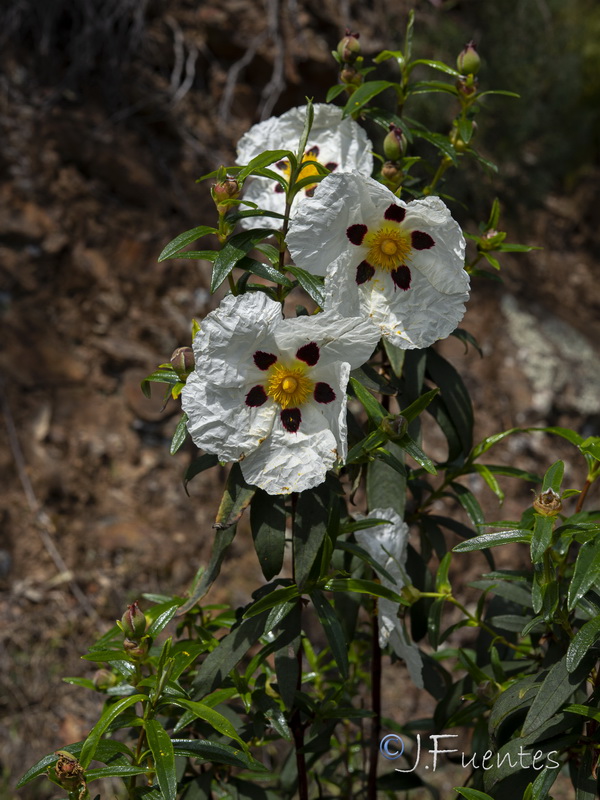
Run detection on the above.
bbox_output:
[211,228,279,293]
[310,589,349,679]
[250,490,286,581]
[568,538,600,610]
[521,653,591,737]
[294,484,330,588]
[79,695,147,768]
[342,80,397,117]
[158,225,217,261]
[453,530,532,552]
[145,719,177,800]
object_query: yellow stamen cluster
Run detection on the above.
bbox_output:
[266,362,314,409]
[364,223,412,271]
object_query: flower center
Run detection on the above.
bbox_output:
[266,362,314,409]
[364,224,412,271]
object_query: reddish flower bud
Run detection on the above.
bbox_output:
[54,751,86,793]
[212,176,240,214]
[93,669,117,690]
[383,124,407,162]
[123,637,149,659]
[457,41,481,75]
[170,346,194,376]
[340,65,363,88]
[120,601,147,639]
[337,30,361,64]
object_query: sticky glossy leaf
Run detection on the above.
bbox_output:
[167,698,244,746]
[211,228,278,293]
[410,58,460,77]
[382,337,405,377]
[285,265,325,306]
[427,349,473,456]
[568,539,600,610]
[530,515,554,564]
[250,490,286,581]
[412,129,458,163]
[294,484,330,587]
[146,600,182,637]
[342,80,397,116]
[542,460,564,492]
[237,256,293,287]
[453,530,531,552]
[399,433,437,474]
[367,443,407,518]
[521,653,590,737]
[80,695,146,768]
[243,585,300,618]
[170,412,189,455]
[158,226,217,261]
[146,719,177,800]
[324,578,403,605]
[311,589,349,678]
[349,376,387,426]
[172,740,266,771]
[237,150,294,182]
[326,84,347,102]
[454,787,495,799]
[566,616,600,673]
[400,388,440,423]
[86,765,150,780]
[215,463,255,530]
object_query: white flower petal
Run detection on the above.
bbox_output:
[182,372,276,462]
[236,104,373,232]
[273,311,379,370]
[309,361,349,462]
[240,403,340,494]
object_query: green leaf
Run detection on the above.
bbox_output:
[453,530,532,552]
[226,209,286,224]
[382,338,405,377]
[349,376,387,426]
[145,719,177,800]
[243,585,300,618]
[400,388,440,423]
[237,256,293,287]
[457,116,474,144]
[171,739,266,771]
[167,698,245,746]
[193,610,269,698]
[473,463,504,502]
[285,265,325,306]
[579,436,600,462]
[411,129,458,163]
[311,589,349,678]
[409,80,458,96]
[86,765,150,780]
[410,58,461,77]
[183,453,219,495]
[451,328,483,356]
[427,349,473,457]
[399,433,437,474]
[324,578,403,605]
[296,99,314,160]
[454,789,495,800]
[250,490,286,581]
[165,249,217,261]
[141,368,180,398]
[531,515,554,564]
[79,695,146,768]
[366,443,406,519]
[211,228,278,293]
[294,484,330,588]
[542,460,564,492]
[567,616,600,673]
[521,653,591,737]
[158,226,217,261]
[568,539,600,610]
[342,81,397,117]
[237,150,294,182]
[146,600,181,637]
[451,483,485,528]
[170,412,189,455]
[428,597,446,649]
[326,84,347,102]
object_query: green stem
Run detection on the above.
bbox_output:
[575,479,592,514]
[447,596,526,654]
[423,156,453,196]
[367,599,382,800]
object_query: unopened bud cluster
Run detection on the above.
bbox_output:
[336,30,363,94]
[381,124,407,191]
[456,41,480,102]
[533,488,563,517]
[119,601,149,660]
[212,176,240,215]
[54,750,87,794]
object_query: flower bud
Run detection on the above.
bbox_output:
[170,346,194,376]
[337,30,360,63]
[383,124,407,162]
[533,488,562,517]
[123,637,149,659]
[93,669,117,690]
[401,584,422,605]
[54,751,86,792]
[340,65,363,88]
[457,41,480,75]
[381,162,403,184]
[212,176,240,214]
[120,601,147,639]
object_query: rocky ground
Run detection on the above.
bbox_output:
[1,1,598,797]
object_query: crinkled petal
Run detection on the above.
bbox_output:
[236,104,373,232]
[189,293,282,387]
[274,311,380,370]
[309,361,349,462]
[240,403,340,494]
[182,372,276,462]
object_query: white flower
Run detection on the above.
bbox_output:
[235,104,373,230]
[355,508,423,688]
[181,293,380,495]
[287,172,470,350]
